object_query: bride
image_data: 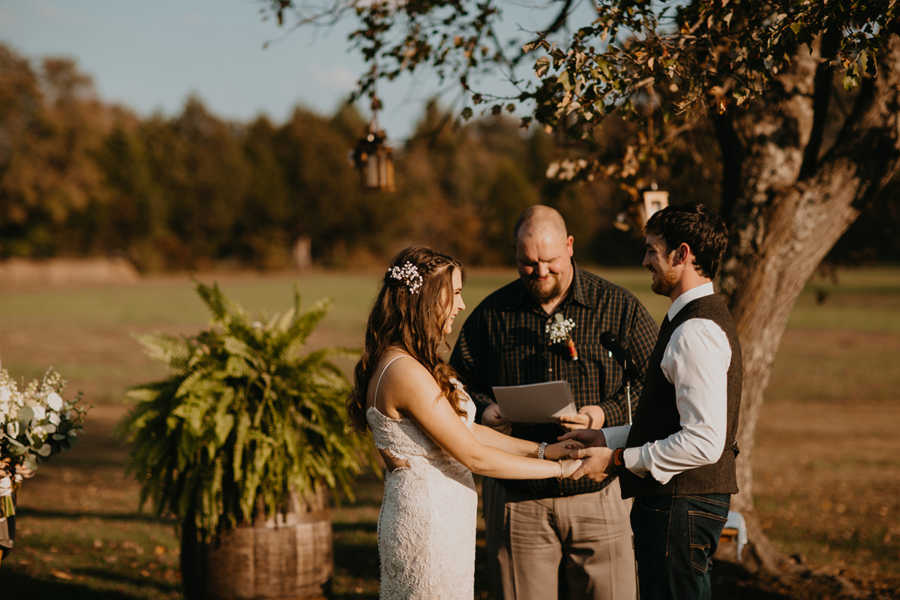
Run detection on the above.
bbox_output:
[348,246,582,600]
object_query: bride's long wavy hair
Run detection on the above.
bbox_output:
[349,246,467,431]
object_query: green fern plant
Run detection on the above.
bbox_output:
[122,281,368,542]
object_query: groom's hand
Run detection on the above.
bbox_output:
[568,447,614,482]
[482,402,511,434]
[558,429,607,447]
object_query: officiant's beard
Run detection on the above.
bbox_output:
[523,274,564,304]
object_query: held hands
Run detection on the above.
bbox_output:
[557,405,605,431]
[557,428,607,447]
[557,458,584,479]
[543,439,584,460]
[558,429,611,481]
[567,447,614,482]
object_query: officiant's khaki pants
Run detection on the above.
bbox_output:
[484,478,636,600]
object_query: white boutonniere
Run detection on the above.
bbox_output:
[546,315,575,344]
[546,314,579,360]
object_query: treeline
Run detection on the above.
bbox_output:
[0,43,896,271]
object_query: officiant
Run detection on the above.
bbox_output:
[450,205,657,600]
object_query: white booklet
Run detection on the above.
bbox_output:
[492,380,577,424]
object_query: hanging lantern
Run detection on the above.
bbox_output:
[352,111,395,194]
[614,184,669,233]
[639,187,669,227]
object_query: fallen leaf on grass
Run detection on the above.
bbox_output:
[122,540,144,554]
[154,545,166,556]
[51,570,73,580]
[140,569,150,577]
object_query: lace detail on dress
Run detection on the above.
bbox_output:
[366,362,478,599]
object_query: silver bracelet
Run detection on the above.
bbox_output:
[537,441,548,461]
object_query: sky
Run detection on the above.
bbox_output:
[0,0,584,142]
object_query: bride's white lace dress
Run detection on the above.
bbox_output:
[366,357,478,600]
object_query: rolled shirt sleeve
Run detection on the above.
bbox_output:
[623,318,731,485]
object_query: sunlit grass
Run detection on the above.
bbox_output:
[0,266,898,597]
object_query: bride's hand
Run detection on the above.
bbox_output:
[543,439,584,460]
[557,458,583,479]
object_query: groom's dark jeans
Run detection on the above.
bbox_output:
[630,493,730,600]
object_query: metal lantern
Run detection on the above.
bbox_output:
[352,126,395,192]
[613,185,669,233]
[639,188,669,227]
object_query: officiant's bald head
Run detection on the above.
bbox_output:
[513,205,574,309]
[513,205,569,242]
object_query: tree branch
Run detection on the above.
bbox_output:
[799,28,840,180]
[543,0,575,38]
[508,0,575,69]
[710,107,744,224]
[828,77,876,157]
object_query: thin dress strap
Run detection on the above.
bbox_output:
[372,354,409,406]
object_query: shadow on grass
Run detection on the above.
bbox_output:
[333,535,379,577]
[711,561,793,600]
[331,519,379,600]
[71,567,180,594]
[332,521,376,534]
[16,507,175,525]
[0,569,141,600]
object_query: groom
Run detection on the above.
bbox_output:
[565,203,742,600]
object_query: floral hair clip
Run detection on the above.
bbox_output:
[388,261,424,294]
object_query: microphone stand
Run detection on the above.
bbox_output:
[624,357,632,425]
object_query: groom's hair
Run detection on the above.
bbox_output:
[645,204,728,279]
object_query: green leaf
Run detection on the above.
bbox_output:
[214,413,235,445]
[123,282,369,541]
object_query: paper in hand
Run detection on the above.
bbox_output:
[492,380,577,423]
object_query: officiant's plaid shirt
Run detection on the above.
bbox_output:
[450,263,658,498]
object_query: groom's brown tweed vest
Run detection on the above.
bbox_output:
[620,293,742,499]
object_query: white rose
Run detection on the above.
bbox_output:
[46,392,64,411]
[48,412,60,426]
[31,403,46,421]
[6,421,19,437]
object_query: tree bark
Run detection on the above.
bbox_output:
[719,35,900,572]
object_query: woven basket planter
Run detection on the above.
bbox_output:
[181,489,332,600]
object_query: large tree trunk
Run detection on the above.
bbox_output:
[718,34,900,573]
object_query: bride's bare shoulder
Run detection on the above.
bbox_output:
[376,351,440,397]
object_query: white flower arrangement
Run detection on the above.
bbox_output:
[546,316,576,344]
[0,367,87,518]
[388,261,424,294]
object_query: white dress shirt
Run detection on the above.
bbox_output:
[602,282,731,485]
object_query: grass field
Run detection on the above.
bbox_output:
[0,266,898,598]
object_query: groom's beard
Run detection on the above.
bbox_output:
[649,266,678,296]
